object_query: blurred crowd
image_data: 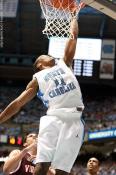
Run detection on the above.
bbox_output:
[0,86,116,135]
[0,159,116,175]
[71,161,116,175]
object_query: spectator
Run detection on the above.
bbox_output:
[87,157,100,175]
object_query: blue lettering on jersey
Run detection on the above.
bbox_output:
[54,77,66,87]
[43,68,77,98]
[44,68,65,82]
[49,82,76,98]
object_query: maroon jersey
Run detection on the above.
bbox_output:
[9,153,35,175]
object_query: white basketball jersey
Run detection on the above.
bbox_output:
[33,59,84,111]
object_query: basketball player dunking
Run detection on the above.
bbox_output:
[0,17,84,175]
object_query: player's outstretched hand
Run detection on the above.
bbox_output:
[70,17,78,39]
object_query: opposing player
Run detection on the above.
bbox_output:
[87,157,100,175]
[3,133,37,175]
[0,17,84,175]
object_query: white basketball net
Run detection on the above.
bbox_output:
[39,0,84,38]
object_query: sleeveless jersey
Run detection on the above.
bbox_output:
[9,153,35,175]
[33,59,84,111]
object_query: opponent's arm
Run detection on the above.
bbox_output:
[3,142,37,175]
[0,79,38,124]
[63,17,79,67]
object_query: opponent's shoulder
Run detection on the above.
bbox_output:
[9,149,21,158]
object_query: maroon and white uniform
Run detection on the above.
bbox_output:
[9,153,35,175]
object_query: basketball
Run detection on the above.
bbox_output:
[51,0,78,12]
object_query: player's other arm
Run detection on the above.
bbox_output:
[0,79,38,124]
[3,142,37,175]
[63,17,79,67]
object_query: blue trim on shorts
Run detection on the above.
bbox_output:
[81,116,85,144]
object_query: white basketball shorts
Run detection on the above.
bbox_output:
[35,110,84,173]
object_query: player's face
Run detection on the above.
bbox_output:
[26,133,37,146]
[36,55,55,71]
[87,157,99,173]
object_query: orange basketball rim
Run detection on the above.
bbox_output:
[51,0,78,12]
[41,0,80,12]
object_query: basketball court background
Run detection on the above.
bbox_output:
[0,0,116,174]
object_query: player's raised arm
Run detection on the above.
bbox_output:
[0,79,38,124]
[63,17,79,67]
